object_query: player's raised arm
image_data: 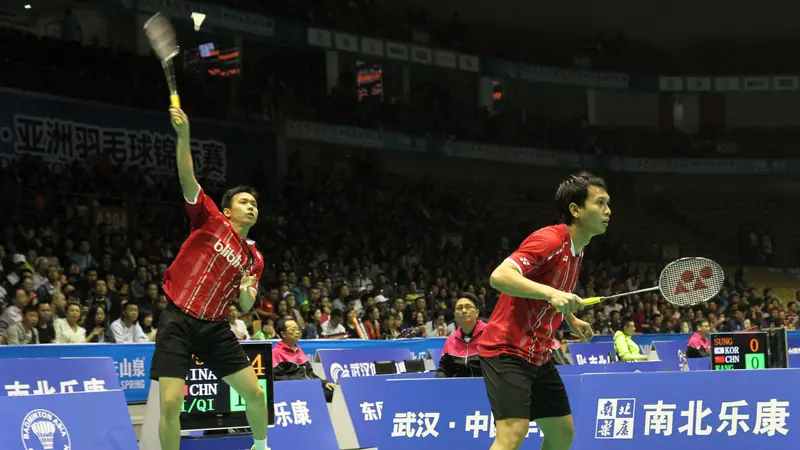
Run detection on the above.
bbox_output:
[170,107,200,202]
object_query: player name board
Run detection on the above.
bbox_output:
[710,332,767,370]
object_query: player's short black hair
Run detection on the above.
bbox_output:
[221,186,258,210]
[555,171,607,225]
[695,318,709,329]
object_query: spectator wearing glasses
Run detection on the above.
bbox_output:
[686,319,711,358]
[272,318,337,402]
[436,294,486,378]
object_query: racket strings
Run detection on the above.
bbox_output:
[144,14,179,62]
[659,258,724,307]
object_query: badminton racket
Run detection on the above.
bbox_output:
[143,12,182,120]
[584,257,724,308]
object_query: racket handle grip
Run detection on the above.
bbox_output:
[170,95,183,124]
[584,297,602,306]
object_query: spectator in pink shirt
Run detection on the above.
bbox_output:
[686,319,711,358]
[272,318,336,402]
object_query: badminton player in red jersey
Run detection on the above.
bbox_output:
[479,172,611,450]
[149,107,269,450]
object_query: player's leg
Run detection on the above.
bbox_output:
[149,305,194,450]
[493,419,531,450]
[223,367,268,448]
[480,354,535,450]
[536,415,575,450]
[158,377,187,450]
[198,322,268,450]
[530,361,574,450]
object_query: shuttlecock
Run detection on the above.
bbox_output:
[191,12,206,31]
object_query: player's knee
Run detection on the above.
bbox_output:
[160,392,184,418]
[243,384,265,404]
[543,421,575,449]
[495,419,529,449]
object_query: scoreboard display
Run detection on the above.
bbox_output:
[710,332,768,370]
[180,342,274,431]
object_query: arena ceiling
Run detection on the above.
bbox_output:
[378,0,800,43]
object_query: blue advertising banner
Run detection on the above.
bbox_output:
[687,358,711,371]
[340,372,436,448]
[577,369,800,449]
[568,342,615,365]
[286,121,430,152]
[651,341,688,371]
[0,390,137,450]
[133,0,275,37]
[0,88,275,183]
[482,57,632,90]
[0,343,152,403]
[183,379,337,450]
[427,348,443,367]
[1,333,795,404]
[0,339,444,403]
[296,337,446,360]
[788,333,800,354]
[378,377,582,449]
[556,361,669,376]
[0,357,120,396]
[316,348,415,382]
[789,354,800,368]
[0,357,137,450]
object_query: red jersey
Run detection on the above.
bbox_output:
[163,188,265,321]
[479,223,583,366]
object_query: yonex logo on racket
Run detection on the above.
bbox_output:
[675,265,715,295]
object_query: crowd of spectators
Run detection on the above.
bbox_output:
[1,153,797,349]
[0,4,797,348]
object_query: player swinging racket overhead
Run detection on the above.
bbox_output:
[148,107,269,450]
[479,172,610,450]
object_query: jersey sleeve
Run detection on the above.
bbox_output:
[185,187,220,229]
[505,228,562,277]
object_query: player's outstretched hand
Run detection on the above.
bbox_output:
[239,274,257,293]
[549,291,586,316]
[169,106,190,136]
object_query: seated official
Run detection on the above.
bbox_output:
[436,294,486,378]
[613,319,648,362]
[272,318,337,402]
[686,318,711,358]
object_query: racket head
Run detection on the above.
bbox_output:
[659,257,725,307]
[143,12,179,62]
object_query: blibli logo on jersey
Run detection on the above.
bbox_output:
[213,240,248,276]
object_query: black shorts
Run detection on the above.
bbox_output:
[150,302,251,381]
[480,354,571,421]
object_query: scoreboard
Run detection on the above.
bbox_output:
[710,332,768,370]
[180,342,275,431]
